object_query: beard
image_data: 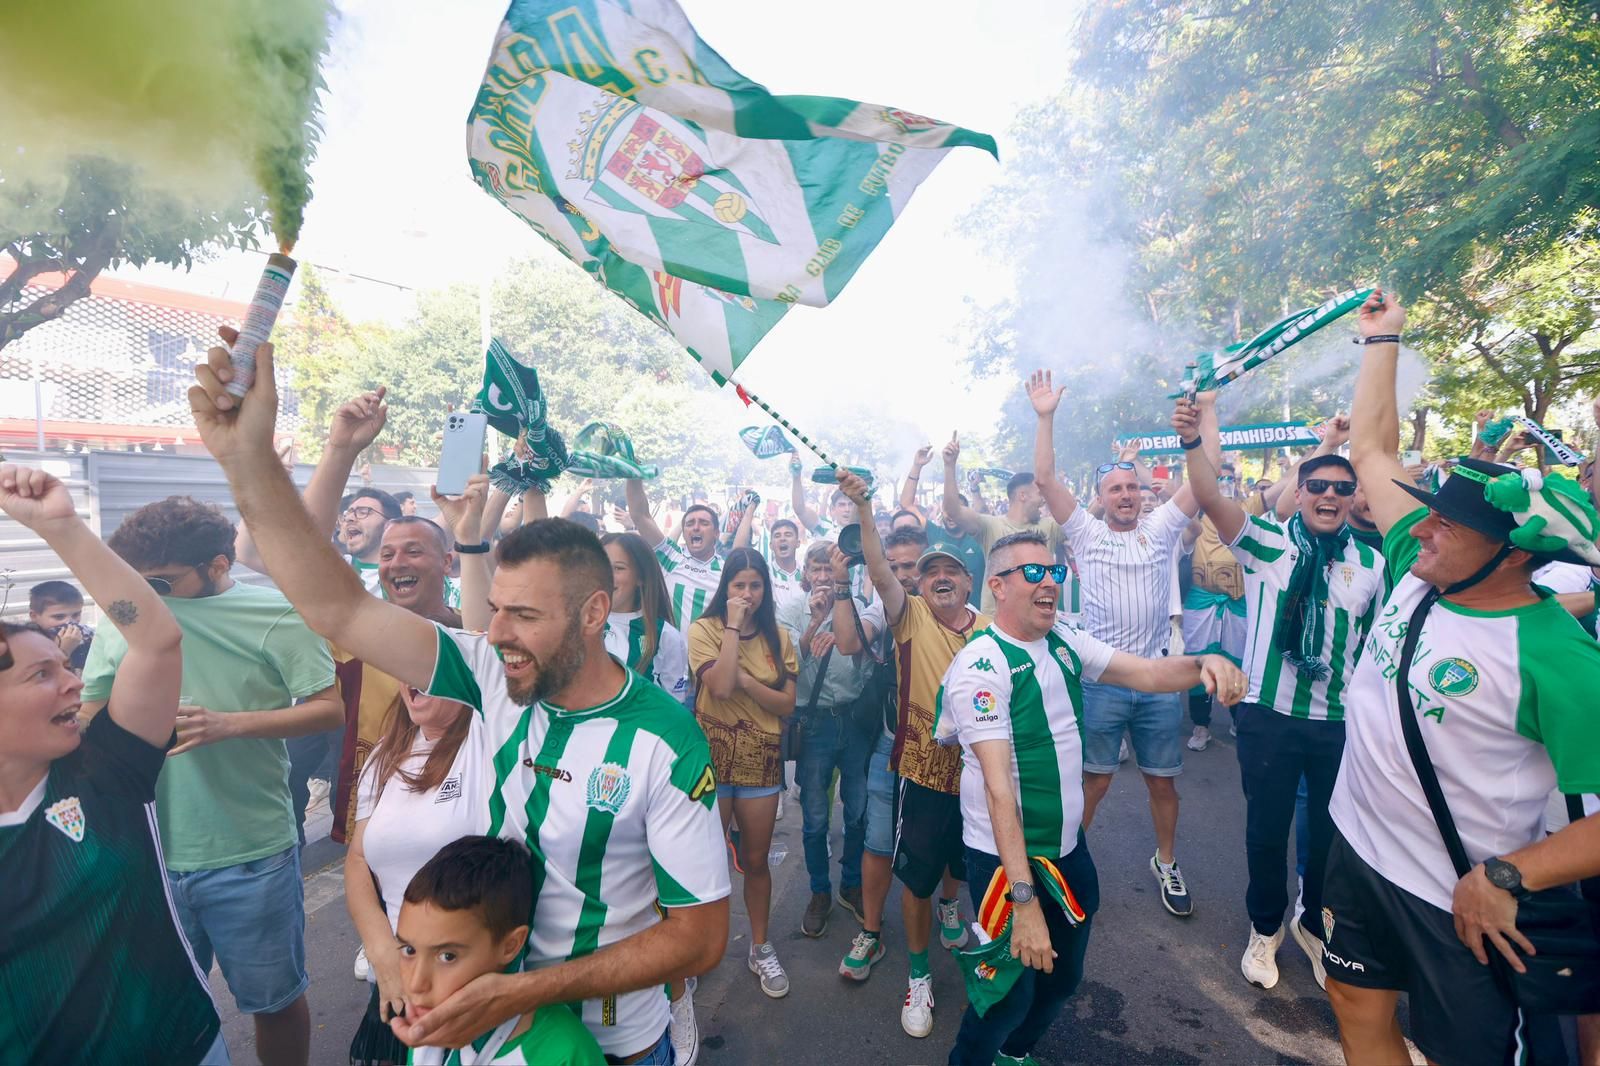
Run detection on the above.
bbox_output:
[504,612,587,707]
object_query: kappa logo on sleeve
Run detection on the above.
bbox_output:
[971,657,997,674]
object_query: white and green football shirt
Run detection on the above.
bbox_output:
[410,1004,603,1065]
[936,620,1115,859]
[650,536,723,626]
[604,611,690,705]
[1330,508,1600,911]
[1228,512,1386,721]
[425,627,730,1058]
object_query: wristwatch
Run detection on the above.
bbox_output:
[1484,857,1530,899]
[1006,881,1035,906]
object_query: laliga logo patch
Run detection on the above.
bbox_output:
[1429,657,1479,698]
[46,796,85,842]
[586,762,632,815]
[972,691,997,714]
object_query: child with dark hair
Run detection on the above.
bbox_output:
[29,580,93,673]
[398,837,603,1065]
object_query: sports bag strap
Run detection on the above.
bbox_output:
[1394,588,1475,880]
[803,646,835,715]
[1567,793,1589,827]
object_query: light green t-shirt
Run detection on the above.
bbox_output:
[81,581,337,871]
[410,1005,604,1065]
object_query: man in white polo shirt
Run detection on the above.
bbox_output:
[1327,289,1600,1066]
[1027,370,1207,918]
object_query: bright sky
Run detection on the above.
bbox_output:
[124,0,1079,455]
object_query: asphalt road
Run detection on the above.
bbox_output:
[215,724,1374,1065]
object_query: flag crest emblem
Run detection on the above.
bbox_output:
[586,762,633,815]
[45,796,85,842]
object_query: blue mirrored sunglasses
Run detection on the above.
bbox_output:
[994,563,1070,584]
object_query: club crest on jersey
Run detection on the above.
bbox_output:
[1322,907,1335,945]
[1429,657,1479,698]
[586,762,632,815]
[46,796,85,842]
[1340,565,1355,587]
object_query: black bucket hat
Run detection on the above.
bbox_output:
[1392,457,1594,566]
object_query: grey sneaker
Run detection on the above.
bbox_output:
[838,930,886,981]
[1151,853,1194,917]
[748,942,790,998]
[802,891,832,938]
[838,884,866,924]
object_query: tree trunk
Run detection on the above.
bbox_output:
[0,218,120,351]
[1410,407,1428,452]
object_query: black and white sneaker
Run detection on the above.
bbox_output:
[1151,853,1194,917]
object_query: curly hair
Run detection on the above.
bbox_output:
[107,496,237,570]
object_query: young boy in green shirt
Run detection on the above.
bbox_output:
[399,837,604,1066]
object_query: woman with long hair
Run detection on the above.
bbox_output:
[600,532,689,704]
[344,684,486,1064]
[0,465,225,1064]
[686,547,797,999]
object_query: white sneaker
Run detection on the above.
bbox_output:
[1289,917,1328,991]
[1186,726,1211,752]
[1240,926,1284,988]
[748,942,790,998]
[900,975,934,1038]
[670,982,700,1065]
[353,945,370,982]
[307,777,331,812]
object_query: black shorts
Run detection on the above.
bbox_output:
[892,778,966,899]
[1322,828,1532,1066]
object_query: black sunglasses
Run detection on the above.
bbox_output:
[994,563,1070,584]
[1096,461,1136,477]
[145,576,175,595]
[1303,478,1357,497]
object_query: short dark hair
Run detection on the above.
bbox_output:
[403,836,533,941]
[682,503,720,530]
[350,487,402,521]
[568,511,602,535]
[393,491,415,504]
[108,496,237,570]
[29,581,82,613]
[884,528,929,553]
[495,518,613,609]
[830,490,850,507]
[1006,472,1036,499]
[990,530,1048,572]
[1298,454,1357,484]
[769,517,798,537]
[891,509,923,527]
[383,515,450,553]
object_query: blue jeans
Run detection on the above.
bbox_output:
[948,840,1099,1065]
[167,845,308,1015]
[1081,681,1183,776]
[796,706,873,895]
[606,1026,673,1064]
[865,732,897,857]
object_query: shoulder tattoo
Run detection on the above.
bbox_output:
[107,599,138,626]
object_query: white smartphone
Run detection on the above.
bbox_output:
[1402,449,1423,467]
[436,410,487,497]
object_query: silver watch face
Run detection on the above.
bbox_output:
[1010,881,1034,904]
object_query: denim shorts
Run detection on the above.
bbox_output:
[1080,681,1183,776]
[606,1025,674,1064]
[716,783,782,800]
[864,732,898,857]
[167,845,308,1015]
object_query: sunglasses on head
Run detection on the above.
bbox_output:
[1096,461,1136,477]
[1303,478,1357,497]
[994,563,1070,584]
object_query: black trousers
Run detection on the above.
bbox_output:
[1235,702,1344,936]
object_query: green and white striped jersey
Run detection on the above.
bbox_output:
[425,627,729,1058]
[604,611,690,705]
[1229,512,1386,721]
[650,537,723,625]
[410,1004,602,1065]
[935,621,1115,859]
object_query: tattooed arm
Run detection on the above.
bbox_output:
[0,465,182,748]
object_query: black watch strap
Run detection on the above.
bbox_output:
[1484,856,1529,898]
[455,541,492,554]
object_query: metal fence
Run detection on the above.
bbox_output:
[0,449,440,622]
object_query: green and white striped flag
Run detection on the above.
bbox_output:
[1176,287,1374,395]
[466,0,996,384]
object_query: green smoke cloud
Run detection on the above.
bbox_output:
[0,0,331,246]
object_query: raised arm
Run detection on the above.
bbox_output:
[189,333,440,690]
[435,473,492,632]
[625,478,666,547]
[0,465,183,748]
[839,470,907,626]
[900,445,933,519]
[1347,289,1418,535]
[941,432,984,533]
[560,478,593,519]
[1173,393,1248,543]
[826,545,876,656]
[732,493,756,549]
[790,459,822,532]
[1027,370,1080,525]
